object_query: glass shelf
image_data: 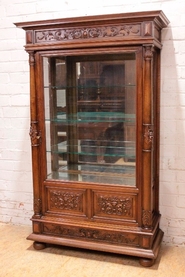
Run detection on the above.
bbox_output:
[47,163,135,186]
[45,112,136,123]
[44,84,136,90]
[46,140,135,159]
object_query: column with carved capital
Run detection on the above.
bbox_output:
[28,51,42,218]
[142,45,154,229]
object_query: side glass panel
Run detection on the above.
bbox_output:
[43,54,136,186]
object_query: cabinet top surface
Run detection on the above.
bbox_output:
[15,10,169,29]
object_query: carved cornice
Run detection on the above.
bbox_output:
[35,24,140,43]
[43,223,139,246]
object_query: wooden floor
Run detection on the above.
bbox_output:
[0,222,185,277]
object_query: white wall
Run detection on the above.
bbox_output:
[0,0,185,246]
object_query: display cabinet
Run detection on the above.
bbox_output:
[15,10,169,266]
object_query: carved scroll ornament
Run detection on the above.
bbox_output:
[35,24,140,43]
[43,223,139,246]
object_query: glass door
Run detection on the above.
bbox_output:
[43,53,136,186]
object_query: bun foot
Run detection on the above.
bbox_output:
[33,241,46,250]
[139,258,155,267]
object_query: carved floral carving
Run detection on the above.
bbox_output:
[50,191,82,211]
[35,24,140,43]
[144,45,154,60]
[34,198,42,215]
[143,124,154,148]
[29,121,41,147]
[142,210,152,228]
[98,195,132,216]
[28,51,35,65]
[43,223,139,246]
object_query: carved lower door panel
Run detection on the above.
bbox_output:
[92,190,137,222]
[45,185,88,217]
[38,182,142,248]
[43,182,138,224]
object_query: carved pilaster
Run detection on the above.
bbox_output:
[28,51,42,218]
[142,45,154,224]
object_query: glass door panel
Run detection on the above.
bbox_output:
[43,54,136,186]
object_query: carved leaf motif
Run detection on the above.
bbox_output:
[98,196,132,216]
[144,46,154,60]
[43,224,139,246]
[50,191,82,211]
[142,210,152,228]
[35,24,140,43]
[34,198,42,214]
[143,124,154,145]
[29,121,41,147]
[29,52,35,65]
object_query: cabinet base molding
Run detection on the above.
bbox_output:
[27,226,163,267]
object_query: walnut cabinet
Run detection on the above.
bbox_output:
[15,11,169,267]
